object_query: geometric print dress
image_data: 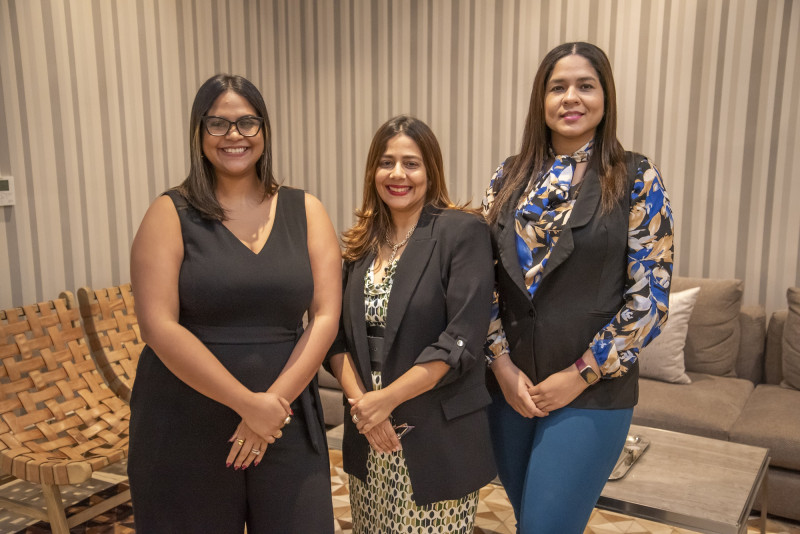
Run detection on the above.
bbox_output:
[348,259,479,534]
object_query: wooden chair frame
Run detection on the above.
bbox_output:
[0,292,130,533]
[77,284,142,403]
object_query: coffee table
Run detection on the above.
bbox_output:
[598,424,770,534]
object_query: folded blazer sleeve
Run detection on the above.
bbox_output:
[413,213,494,387]
[323,259,350,373]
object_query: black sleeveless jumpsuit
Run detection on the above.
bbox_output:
[128,187,333,533]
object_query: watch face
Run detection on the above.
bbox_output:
[581,366,600,385]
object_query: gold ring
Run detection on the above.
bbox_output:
[352,414,360,423]
[283,415,292,426]
[237,439,245,446]
[274,430,283,439]
[251,448,261,455]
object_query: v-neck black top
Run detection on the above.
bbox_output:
[171,187,313,341]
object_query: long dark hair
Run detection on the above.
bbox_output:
[341,115,457,262]
[175,74,277,220]
[486,42,626,225]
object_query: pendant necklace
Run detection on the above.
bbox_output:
[385,223,417,268]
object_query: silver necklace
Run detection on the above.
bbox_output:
[385,223,417,265]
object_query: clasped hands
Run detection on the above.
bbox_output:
[348,390,402,455]
[226,391,293,470]
[494,358,588,418]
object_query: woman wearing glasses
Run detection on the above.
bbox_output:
[326,115,496,533]
[128,74,340,533]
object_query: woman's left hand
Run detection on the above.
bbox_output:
[349,390,397,434]
[528,365,587,413]
[226,421,271,470]
[226,415,290,470]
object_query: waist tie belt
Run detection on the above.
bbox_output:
[366,325,385,372]
[182,323,301,344]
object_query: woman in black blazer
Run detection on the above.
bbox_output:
[326,115,496,533]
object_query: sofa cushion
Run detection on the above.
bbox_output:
[318,367,341,389]
[754,466,800,522]
[319,387,345,427]
[672,277,742,377]
[633,372,753,440]
[729,384,800,471]
[765,310,787,385]
[782,287,800,390]
[736,305,766,384]
[638,287,699,384]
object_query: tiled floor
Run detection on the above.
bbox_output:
[3,450,799,533]
[328,450,799,534]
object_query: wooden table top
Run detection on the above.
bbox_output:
[599,424,770,534]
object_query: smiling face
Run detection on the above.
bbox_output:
[202,90,265,181]
[544,53,605,155]
[374,134,428,220]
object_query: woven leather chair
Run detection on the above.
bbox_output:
[77,284,142,403]
[0,292,131,533]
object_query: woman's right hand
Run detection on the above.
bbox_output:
[237,391,292,442]
[491,356,549,418]
[363,418,402,454]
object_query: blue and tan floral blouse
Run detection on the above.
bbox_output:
[483,141,674,378]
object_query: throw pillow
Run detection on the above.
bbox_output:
[638,287,700,384]
[781,287,800,390]
[672,277,743,377]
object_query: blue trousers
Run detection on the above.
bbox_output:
[488,394,632,534]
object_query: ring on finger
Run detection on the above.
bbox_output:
[352,413,360,423]
[236,439,245,446]
[274,430,283,439]
[251,448,261,455]
[283,415,292,426]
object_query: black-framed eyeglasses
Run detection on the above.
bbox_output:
[202,115,264,137]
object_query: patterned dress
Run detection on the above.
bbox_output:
[349,259,479,534]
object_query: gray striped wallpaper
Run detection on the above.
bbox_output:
[1,0,799,315]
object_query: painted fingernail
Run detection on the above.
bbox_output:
[290,409,294,415]
[226,462,231,468]
[234,465,240,470]
[242,464,248,470]
[254,461,260,467]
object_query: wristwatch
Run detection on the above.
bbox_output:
[575,358,600,385]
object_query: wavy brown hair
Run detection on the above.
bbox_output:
[342,115,459,262]
[486,42,626,225]
[175,74,277,220]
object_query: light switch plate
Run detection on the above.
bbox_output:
[0,176,15,206]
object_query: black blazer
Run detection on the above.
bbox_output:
[490,154,644,410]
[327,205,497,505]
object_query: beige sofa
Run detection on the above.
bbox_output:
[634,278,800,522]
[318,278,800,521]
[318,365,345,427]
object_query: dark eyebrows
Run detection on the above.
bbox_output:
[381,154,422,161]
[547,76,598,86]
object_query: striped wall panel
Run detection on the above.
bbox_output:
[1,0,798,315]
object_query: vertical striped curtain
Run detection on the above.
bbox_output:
[1,0,798,314]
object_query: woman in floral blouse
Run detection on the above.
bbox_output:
[483,42,674,533]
